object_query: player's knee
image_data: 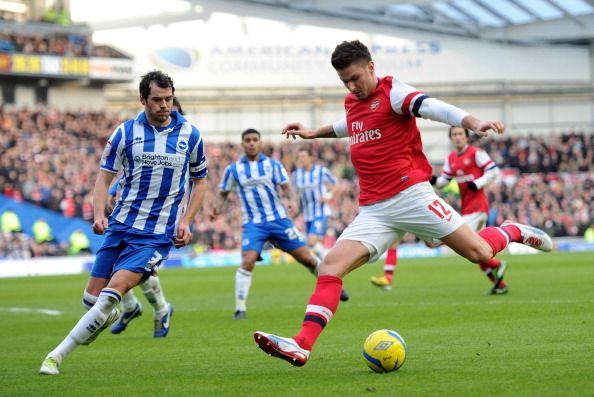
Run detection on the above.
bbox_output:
[241,259,256,271]
[82,290,98,310]
[317,256,348,278]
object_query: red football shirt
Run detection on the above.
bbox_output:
[334,76,433,205]
[441,145,493,215]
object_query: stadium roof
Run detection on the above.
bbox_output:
[78,0,594,46]
[233,0,594,44]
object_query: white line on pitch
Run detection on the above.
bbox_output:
[0,307,63,316]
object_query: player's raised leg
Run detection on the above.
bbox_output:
[441,220,552,266]
[255,239,368,366]
[42,287,121,374]
[40,270,143,375]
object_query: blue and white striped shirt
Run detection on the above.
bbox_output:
[292,165,336,221]
[100,111,207,237]
[219,153,289,224]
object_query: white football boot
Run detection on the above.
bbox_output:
[39,356,61,375]
[501,221,553,252]
[254,331,310,367]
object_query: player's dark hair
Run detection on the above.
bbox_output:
[139,70,175,100]
[298,147,313,156]
[241,128,261,140]
[331,40,372,70]
[172,96,184,115]
[448,126,470,138]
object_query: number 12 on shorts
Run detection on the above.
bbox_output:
[428,199,453,222]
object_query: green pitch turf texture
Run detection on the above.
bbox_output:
[1,252,593,397]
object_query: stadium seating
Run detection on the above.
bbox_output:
[0,107,592,258]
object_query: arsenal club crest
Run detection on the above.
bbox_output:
[371,99,380,111]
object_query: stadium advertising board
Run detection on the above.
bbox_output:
[92,18,590,88]
[0,53,133,80]
[89,57,134,80]
[0,53,89,77]
[0,53,10,72]
[0,256,90,278]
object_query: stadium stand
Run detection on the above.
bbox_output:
[0,106,592,259]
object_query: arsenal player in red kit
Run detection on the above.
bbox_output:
[434,126,508,295]
[254,40,552,367]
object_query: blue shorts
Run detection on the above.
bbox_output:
[90,224,173,279]
[305,216,328,238]
[242,218,306,254]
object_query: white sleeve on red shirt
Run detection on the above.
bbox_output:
[475,149,494,169]
[389,77,468,127]
[332,118,348,138]
[472,149,499,189]
[436,156,453,188]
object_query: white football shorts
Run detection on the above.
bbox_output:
[337,182,465,262]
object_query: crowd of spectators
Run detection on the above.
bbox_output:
[1,107,593,258]
[0,8,129,58]
[0,30,90,56]
[0,231,67,259]
[479,134,594,174]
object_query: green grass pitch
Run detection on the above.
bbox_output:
[1,252,593,396]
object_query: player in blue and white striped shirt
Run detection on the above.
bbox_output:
[106,97,187,337]
[41,71,208,375]
[210,129,348,320]
[292,147,337,259]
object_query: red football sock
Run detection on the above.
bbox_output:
[384,247,397,283]
[501,224,521,242]
[294,275,342,351]
[479,258,501,282]
[484,258,502,268]
[479,227,511,255]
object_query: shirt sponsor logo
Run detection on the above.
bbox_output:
[133,153,184,168]
[349,120,382,145]
[349,129,382,145]
[241,175,270,189]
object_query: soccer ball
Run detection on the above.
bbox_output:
[362,329,407,373]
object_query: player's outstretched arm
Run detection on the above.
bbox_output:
[462,115,505,137]
[412,93,504,138]
[282,123,337,140]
